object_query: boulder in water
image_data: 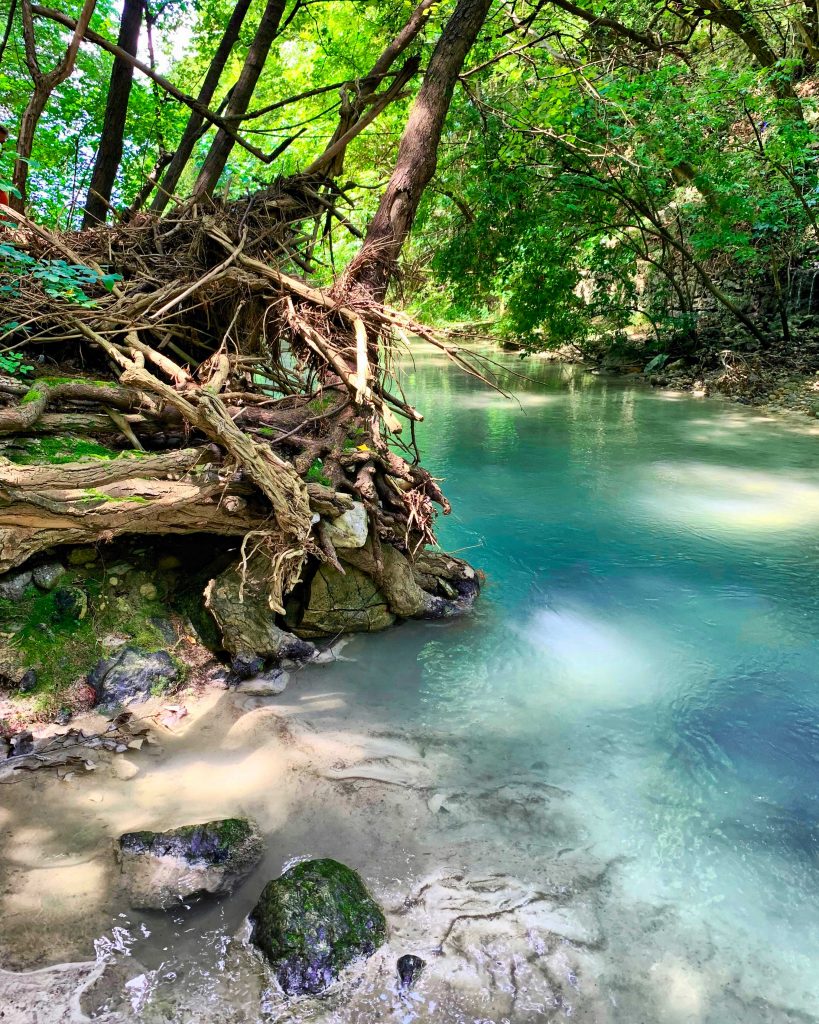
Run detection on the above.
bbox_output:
[292,564,394,637]
[206,558,316,664]
[236,669,288,696]
[117,818,264,910]
[249,858,387,994]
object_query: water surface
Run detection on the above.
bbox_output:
[4,352,819,1023]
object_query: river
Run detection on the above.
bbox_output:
[2,348,819,1023]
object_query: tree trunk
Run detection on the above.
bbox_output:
[12,0,98,210]
[151,0,253,214]
[82,0,144,227]
[343,0,493,301]
[192,0,288,200]
[321,0,436,177]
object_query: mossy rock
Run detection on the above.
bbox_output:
[291,564,394,638]
[249,858,387,994]
[118,818,264,910]
[89,646,180,707]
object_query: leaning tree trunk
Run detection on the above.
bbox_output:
[321,0,436,177]
[341,0,494,302]
[81,0,144,227]
[151,0,253,214]
[13,0,97,210]
[192,0,288,199]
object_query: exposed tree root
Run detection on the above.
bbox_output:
[0,192,488,659]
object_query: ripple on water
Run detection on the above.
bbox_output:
[4,356,819,1022]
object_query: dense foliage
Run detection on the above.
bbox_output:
[3,0,819,352]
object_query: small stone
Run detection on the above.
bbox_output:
[0,571,33,602]
[397,954,426,990]
[32,562,66,591]
[53,586,88,621]
[54,707,72,726]
[235,669,288,697]
[138,582,158,600]
[101,633,128,651]
[112,758,139,780]
[67,547,98,566]
[157,555,181,570]
[0,651,30,692]
[230,653,265,680]
[8,731,34,757]
[18,668,37,693]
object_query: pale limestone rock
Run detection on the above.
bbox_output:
[322,501,368,549]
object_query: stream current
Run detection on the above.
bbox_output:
[3,350,819,1023]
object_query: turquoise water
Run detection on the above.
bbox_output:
[301,350,819,1019]
[6,350,819,1022]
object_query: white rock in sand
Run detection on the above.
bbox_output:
[236,669,289,696]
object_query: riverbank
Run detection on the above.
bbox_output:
[643,359,819,417]
[507,337,819,418]
[0,652,616,1024]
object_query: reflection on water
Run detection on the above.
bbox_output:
[3,352,819,1022]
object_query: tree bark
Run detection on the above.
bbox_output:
[12,0,98,210]
[82,0,144,227]
[0,449,268,573]
[192,0,288,199]
[151,0,253,214]
[343,0,494,301]
[320,0,436,177]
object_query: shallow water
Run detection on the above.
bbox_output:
[4,352,819,1022]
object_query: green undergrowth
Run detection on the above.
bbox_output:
[1,560,185,718]
[305,457,331,485]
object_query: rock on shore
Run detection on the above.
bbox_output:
[117,818,263,910]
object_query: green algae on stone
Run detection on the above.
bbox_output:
[249,858,387,995]
[118,818,264,910]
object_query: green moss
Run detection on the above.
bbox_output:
[258,427,275,438]
[305,457,331,486]
[5,437,121,465]
[39,376,117,388]
[20,387,43,404]
[250,858,387,995]
[342,426,366,451]
[308,396,334,413]
[78,488,150,505]
[6,563,180,717]
[214,817,254,847]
